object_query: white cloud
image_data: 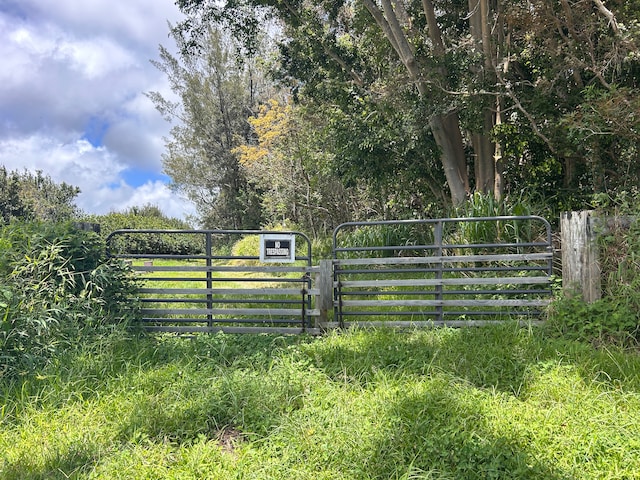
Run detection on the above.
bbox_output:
[0,134,120,182]
[0,1,195,221]
[96,180,197,221]
[0,133,195,221]
[55,36,138,79]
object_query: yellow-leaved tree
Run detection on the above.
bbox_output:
[234,99,354,237]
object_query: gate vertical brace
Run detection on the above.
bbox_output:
[206,232,213,328]
[301,273,309,333]
[434,221,444,323]
[337,279,344,329]
[317,260,333,331]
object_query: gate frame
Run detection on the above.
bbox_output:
[331,216,554,328]
[106,229,321,334]
[105,217,554,335]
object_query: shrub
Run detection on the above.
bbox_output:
[451,192,537,245]
[0,222,140,377]
[335,222,434,258]
[546,295,639,347]
[86,208,204,256]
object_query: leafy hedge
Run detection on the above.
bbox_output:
[85,209,204,256]
[0,222,140,378]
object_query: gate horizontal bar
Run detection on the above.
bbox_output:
[334,253,552,266]
[336,276,550,288]
[134,265,318,273]
[332,320,544,329]
[140,317,305,324]
[339,299,550,307]
[143,326,322,335]
[140,287,319,296]
[141,307,320,316]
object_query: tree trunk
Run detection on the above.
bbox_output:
[468,0,502,197]
[472,109,496,194]
[430,113,468,205]
[363,0,470,205]
[494,97,504,199]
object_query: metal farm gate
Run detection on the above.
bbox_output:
[331,216,554,328]
[106,216,553,334]
[106,230,321,334]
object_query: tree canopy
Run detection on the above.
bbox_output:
[0,167,80,223]
[148,26,266,229]
[164,0,640,229]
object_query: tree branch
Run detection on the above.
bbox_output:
[362,0,426,95]
[593,0,619,34]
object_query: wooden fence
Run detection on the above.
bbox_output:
[560,210,637,303]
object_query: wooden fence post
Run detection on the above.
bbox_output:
[316,259,334,330]
[560,210,601,302]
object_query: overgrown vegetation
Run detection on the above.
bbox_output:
[2,326,640,479]
[1,214,640,478]
[0,167,80,223]
[161,1,640,231]
[0,222,139,378]
[85,205,203,256]
[548,191,640,347]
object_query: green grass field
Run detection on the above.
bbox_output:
[2,324,640,479]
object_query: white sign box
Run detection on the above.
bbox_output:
[259,234,296,263]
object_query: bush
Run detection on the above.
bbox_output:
[546,295,639,346]
[0,222,140,377]
[86,208,204,256]
[451,192,537,245]
[335,222,434,258]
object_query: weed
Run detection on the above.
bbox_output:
[3,327,640,479]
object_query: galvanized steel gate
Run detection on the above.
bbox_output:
[332,216,554,328]
[106,216,553,334]
[106,230,321,334]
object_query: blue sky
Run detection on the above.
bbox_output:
[0,0,196,221]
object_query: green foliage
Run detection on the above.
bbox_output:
[237,100,356,237]
[172,0,640,223]
[149,26,264,229]
[2,326,640,478]
[230,234,260,259]
[0,167,80,224]
[547,296,638,346]
[0,222,140,378]
[336,222,434,258]
[549,191,640,346]
[87,205,204,256]
[451,192,537,245]
[334,194,542,259]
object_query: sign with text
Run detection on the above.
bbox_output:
[260,234,296,263]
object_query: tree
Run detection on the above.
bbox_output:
[148,26,266,229]
[234,99,359,236]
[173,0,508,206]
[0,167,80,223]
[174,0,640,216]
[500,0,640,197]
[86,205,203,255]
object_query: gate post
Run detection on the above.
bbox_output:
[561,211,601,302]
[317,259,334,330]
[205,232,214,327]
[434,220,444,323]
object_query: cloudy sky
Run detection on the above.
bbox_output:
[0,0,197,221]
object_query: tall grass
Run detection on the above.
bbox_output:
[0,222,139,377]
[2,324,640,479]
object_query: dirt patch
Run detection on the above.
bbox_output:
[215,426,244,456]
